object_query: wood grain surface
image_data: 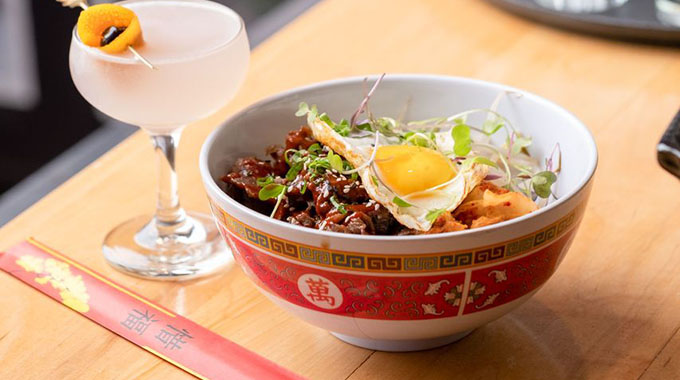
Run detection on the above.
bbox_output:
[1,0,679,379]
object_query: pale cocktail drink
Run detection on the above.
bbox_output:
[71,0,248,131]
[69,0,249,279]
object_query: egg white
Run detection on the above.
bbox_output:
[309,118,487,231]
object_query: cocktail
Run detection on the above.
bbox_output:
[68,0,249,279]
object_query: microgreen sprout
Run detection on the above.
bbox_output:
[451,123,472,157]
[270,193,285,218]
[403,131,437,148]
[392,196,412,208]
[258,183,287,218]
[470,142,512,185]
[531,171,557,199]
[327,150,344,172]
[296,102,319,126]
[329,195,347,214]
[425,208,446,223]
[508,131,532,157]
[545,143,562,173]
[461,156,499,170]
[350,73,386,129]
[308,143,322,155]
[256,175,274,187]
[258,183,286,201]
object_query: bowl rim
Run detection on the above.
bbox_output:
[200,74,598,242]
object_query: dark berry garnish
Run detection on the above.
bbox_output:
[101,26,127,46]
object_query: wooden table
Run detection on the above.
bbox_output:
[2,0,679,378]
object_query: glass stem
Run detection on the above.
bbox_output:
[149,129,190,239]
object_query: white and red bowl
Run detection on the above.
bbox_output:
[199,75,597,351]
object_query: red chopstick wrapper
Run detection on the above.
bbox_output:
[0,238,305,380]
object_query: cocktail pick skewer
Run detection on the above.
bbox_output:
[57,0,156,70]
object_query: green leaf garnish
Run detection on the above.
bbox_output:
[307,105,319,125]
[316,113,351,136]
[404,132,433,148]
[356,122,373,131]
[512,134,532,155]
[256,175,274,187]
[295,102,309,117]
[327,150,344,172]
[461,156,499,170]
[482,117,504,136]
[258,183,286,201]
[283,148,297,166]
[342,160,357,177]
[329,195,347,214]
[375,117,397,136]
[392,196,412,208]
[286,163,303,181]
[334,119,351,136]
[426,208,446,223]
[531,171,557,199]
[452,124,472,157]
[295,102,319,126]
[319,113,333,125]
[371,175,379,186]
[308,157,331,174]
[308,143,322,155]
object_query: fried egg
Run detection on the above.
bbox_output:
[309,118,487,231]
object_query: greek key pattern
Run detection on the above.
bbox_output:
[211,201,584,273]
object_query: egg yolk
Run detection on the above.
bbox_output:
[374,145,456,196]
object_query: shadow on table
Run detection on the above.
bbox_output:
[350,297,602,380]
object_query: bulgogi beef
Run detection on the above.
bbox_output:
[222,126,402,235]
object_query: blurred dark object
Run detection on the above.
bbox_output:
[487,0,680,45]
[658,108,680,179]
[0,0,97,194]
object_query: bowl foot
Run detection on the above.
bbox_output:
[331,329,474,352]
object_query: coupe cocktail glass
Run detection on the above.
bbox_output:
[69,0,249,279]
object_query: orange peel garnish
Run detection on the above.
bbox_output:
[77,4,142,54]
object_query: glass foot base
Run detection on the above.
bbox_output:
[102,212,232,280]
[331,330,474,351]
